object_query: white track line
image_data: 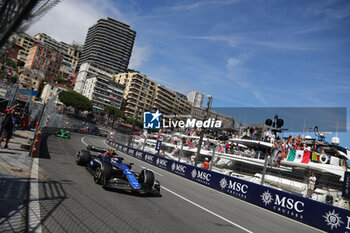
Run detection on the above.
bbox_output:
[28,158,42,233]
[162,186,253,233]
[103,140,111,148]
[81,136,88,146]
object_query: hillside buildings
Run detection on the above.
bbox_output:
[187,91,204,108]
[74,62,124,112]
[33,33,82,74]
[9,32,35,63]
[114,72,192,121]
[24,43,63,83]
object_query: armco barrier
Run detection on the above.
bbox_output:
[108,139,350,233]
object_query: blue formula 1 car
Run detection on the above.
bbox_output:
[75,150,160,195]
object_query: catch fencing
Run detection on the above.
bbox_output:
[114,131,346,208]
[31,94,106,157]
[107,138,350,233]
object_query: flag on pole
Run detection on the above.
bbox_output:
[287,149,296,161]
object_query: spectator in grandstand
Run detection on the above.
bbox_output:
[316,146,324,153]
[203,158,210,169]
[250,148,256,158]
[308,172,317,197]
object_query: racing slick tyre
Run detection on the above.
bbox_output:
[101,162,113,188]
[76,150,91,166]
[139,169,155,188]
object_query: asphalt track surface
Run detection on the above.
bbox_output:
[36,133,325,233]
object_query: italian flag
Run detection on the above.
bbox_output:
[286,149,310,164]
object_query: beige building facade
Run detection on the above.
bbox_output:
[114,72,192,121]
[10,32,35,62]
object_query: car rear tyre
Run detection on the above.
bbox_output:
[76,150,91,166]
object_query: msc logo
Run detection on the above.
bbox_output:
[145,154,154,163]
[143,110,161,129]
[128,148,135,155]
[191,169,211,182]
[261,190,304,213]
[135,151,144,159]
[156,158,168,167]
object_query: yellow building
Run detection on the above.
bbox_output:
[18,68,45,91]
[114,72,192,121]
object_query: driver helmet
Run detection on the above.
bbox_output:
[109,148,117,156]
[205,158,209,161]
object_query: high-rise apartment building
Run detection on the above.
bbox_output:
[24,43,63,82]
[74,62,124,112]
[187,91,204,108]
[78,17,136,73]
[114,72,192,121]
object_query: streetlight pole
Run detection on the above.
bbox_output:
[194,95,212,165]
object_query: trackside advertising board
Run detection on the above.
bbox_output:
[108,140,350,233]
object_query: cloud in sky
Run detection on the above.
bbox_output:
[26,0,129,44]
[129,44,151,69]
[152,0,242,14]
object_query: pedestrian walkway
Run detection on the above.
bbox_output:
[0,129,35,233]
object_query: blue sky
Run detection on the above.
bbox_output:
[27,0,350,146]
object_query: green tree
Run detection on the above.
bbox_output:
[58,91,93,116]
[0,57,16,68]
[125,117,143,129]
[104,105,125,128]
[9,75,18,83]
[55,77,66,84]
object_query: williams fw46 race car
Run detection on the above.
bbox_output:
[76,150,160,195]
[86,145,109,153]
